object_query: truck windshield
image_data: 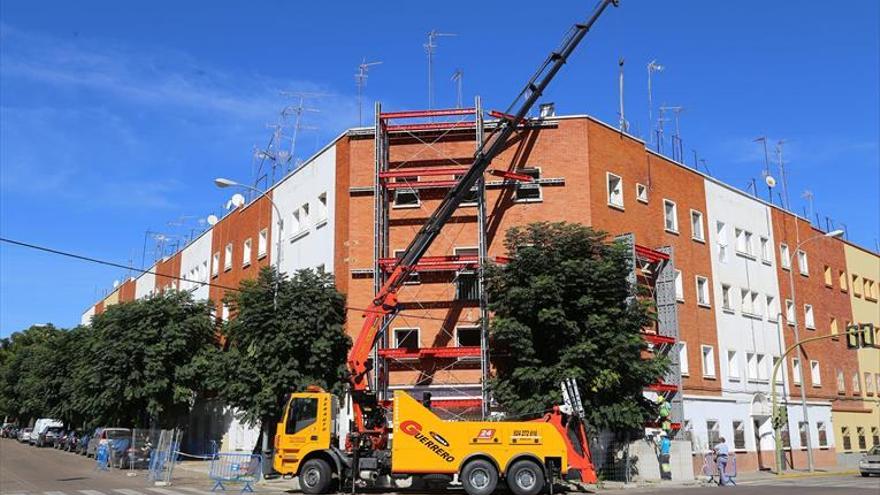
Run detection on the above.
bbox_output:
[286,398,318,435]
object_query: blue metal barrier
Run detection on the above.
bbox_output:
[209,453,262,493]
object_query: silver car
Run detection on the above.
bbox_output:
[860,445,880,477]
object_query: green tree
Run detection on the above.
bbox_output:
[487,222,667,431]
[204,267,349,449]
[0,324,65,422]
[72,291,215,428]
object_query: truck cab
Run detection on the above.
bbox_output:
[273,391,338,478]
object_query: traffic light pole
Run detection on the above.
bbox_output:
[771,328,862,474]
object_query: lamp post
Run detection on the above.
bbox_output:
[778,229,844,473]
[214,177,284,475]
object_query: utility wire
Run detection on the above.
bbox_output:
[0,237,477,324]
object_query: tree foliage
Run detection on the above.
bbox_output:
[487,222,668,431]
[203,267,350,427]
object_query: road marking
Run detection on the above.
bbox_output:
[172,488,215,495]
[147,488,191,495]
[79,491,106,495]
[113,490,148,495]
[44,491,67,495]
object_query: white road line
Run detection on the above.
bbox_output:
[113,490,148,495]
[146,488,191,495]
[78,491,106,495]
[44,491,67,495]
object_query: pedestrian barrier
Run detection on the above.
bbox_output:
[701,452,737,485]
[209,452,262,493]
[148,429,183,484]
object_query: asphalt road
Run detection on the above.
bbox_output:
[2,437,879,495]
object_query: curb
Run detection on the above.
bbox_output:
[772,469,859,479]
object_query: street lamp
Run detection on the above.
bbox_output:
[779,228,844,473]
[214,177,285,306]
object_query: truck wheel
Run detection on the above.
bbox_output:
[507,459,545,495]
[299,458,332,494]
[461,459,498,495]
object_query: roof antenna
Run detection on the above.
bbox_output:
[774,140,791,211]
[451,69,464,109]
[801,190,814,226]
[754,137,774,203]
[356,58,383,126]
[425,29,457,110]
[618,58,628,132]
[646,59,664,147]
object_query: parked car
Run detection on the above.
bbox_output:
[30,418,63,445]
[62,430,81,451]
[860,445,880,477]
[87,427,130,459]
[37,426,63,447]
[17,427,33,443]
[76,431,92,455]
[1,424,18,438]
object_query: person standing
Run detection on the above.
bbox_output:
[713,436,734,486]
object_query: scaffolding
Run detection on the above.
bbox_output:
[618,234,684,432]
[372,99,494,418]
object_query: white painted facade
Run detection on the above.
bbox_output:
[80,306,95,326]
[179,230,213,301]
[271,144,337,276]
[134,268,156,300]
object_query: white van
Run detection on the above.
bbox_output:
[30,418,63,445]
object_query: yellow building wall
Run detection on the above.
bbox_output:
[104,290,120,308]
[836,244,880,460]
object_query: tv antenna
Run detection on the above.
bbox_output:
[646,59,664,144]
[618,58,628,131]
[801,190,814,225]
[356,58,383,126]
[774,140,791,211]
[659,105,683,161]
[451,69,463,108]
[754,137,774,203]
[425,29,457,109]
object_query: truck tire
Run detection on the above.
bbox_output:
[461,459,498,495]
[506,459,545,495]
[299,458,332,494]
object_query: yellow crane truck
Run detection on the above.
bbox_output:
[272,2,618,493]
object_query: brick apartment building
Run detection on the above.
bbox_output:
[81,108,880,475]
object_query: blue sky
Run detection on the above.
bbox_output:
[1,1,878,335]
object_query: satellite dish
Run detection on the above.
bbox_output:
[207,214,219,226]
[765,176,777,188]
[231,193,246,207]
[112,280,120,288]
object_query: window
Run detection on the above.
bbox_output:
[837,370,846,394]
[760,237,771,263]
[701,345,716,378]
[455,326,481,347]
[242,238,252,267]
[224,243,233,271]
[785,299,794,325]
[773,357,783,383]
[732,421,746,450]
[300,203,310,226]
[751,292,763,317]
[691,210,704,241]
[792,358,801,385]
[872,427,880,448]
[853,373,861,394]
[839,270,848,291]
[781,422,791,449]
[747,352,757,381]
[636,183,648,203]
[200,260,208,282]
[317,192,328,222]
[606,172,624,208]
[696,276,710,307]
[514,168,541,202]
[292,208,302,232]
[679,342,689,376]
[454,175,480,206]
[717,221,729,262]
[799,422,809,449]
[830,317,839,337]
[285,397,318,435]
[858,427,867,451]
[780,243,791,269]
[674,269,684,301]
[767,296,777,322]
[721,284,733,311]
[823,265,832,286]
[804,304,815,329]
[455,270,479,300]
[393,250,421,285]
[810,360,821,386]
[866,279,878,300]
[727,350,740,379]
[842,427,852,451]
[393,328,420,350]
[212,252,220,277]
[741,289,753,315]
[707,420,721,447]
[797,250,809,275]
[866,372,876,395]
[852,274,862,297]
[663,199,678,233]
[393,177,420,207]
[757,354,769,380]
[258,229,268,258]
[735,229,754,256]
[221,303,230,322]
